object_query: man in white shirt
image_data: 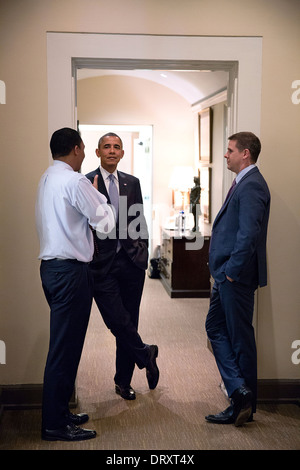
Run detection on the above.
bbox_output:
[36,128,114,441]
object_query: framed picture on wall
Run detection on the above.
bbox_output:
[199,107,213,163]
[199,164,212,223]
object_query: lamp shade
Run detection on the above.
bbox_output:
[169,166,195,191]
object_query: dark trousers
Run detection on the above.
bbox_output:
[40,259,93,429]
[91,248,148,387]
[205,279,257,411]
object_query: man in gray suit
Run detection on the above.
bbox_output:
[205,132,270,426]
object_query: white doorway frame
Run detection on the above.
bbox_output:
[47,33,262,186]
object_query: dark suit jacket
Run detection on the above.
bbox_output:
[209,167,270,288]
[86,167,149,276]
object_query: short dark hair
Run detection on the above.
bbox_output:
[228,131,261,163]
[50,127,82,159]
[98,132,123,149]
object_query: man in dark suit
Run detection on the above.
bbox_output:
[86,133,159,400]
[205,132,270,426]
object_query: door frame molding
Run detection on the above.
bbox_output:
[47,32,262,147]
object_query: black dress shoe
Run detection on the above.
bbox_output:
[205,405,254,424]
[231,385,253,426]
[42,423,97,441]
[115,384,136,400]
[205,385,253,427]
[146,345,159,389]
[205,405,236,424]
[67,412,89,425]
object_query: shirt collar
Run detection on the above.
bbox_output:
[100,164,118,181]
[53,160,73,170]
[236,164,256,184]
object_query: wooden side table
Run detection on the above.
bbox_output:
[159,228,211,298]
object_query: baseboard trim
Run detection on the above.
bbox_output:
[257,379,300,405]
[219,379,300,405]
[0,379,299,420]
[0,384,76,416]
[0,384,44,410]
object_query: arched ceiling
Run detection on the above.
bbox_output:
[77,68,228,105]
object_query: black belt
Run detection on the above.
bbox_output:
[41,258,90,265]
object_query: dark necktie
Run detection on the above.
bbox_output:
[108,174,119,218]
[223,178,236,205]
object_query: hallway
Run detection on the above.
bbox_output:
[0,277,299,450]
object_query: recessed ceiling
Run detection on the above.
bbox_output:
[77,68,228,105]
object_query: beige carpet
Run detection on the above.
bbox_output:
[0,277,299,450]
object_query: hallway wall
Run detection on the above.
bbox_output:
[0,0,299,391]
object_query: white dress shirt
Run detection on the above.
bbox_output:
[100,165,119,194]
[35,160,114,262]
[236,164,256,184]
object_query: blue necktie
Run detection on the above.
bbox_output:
[108,174,119,218]
[108,174,121,252]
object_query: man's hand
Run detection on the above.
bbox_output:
[92,174,98,189]
[226,275,234,282]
